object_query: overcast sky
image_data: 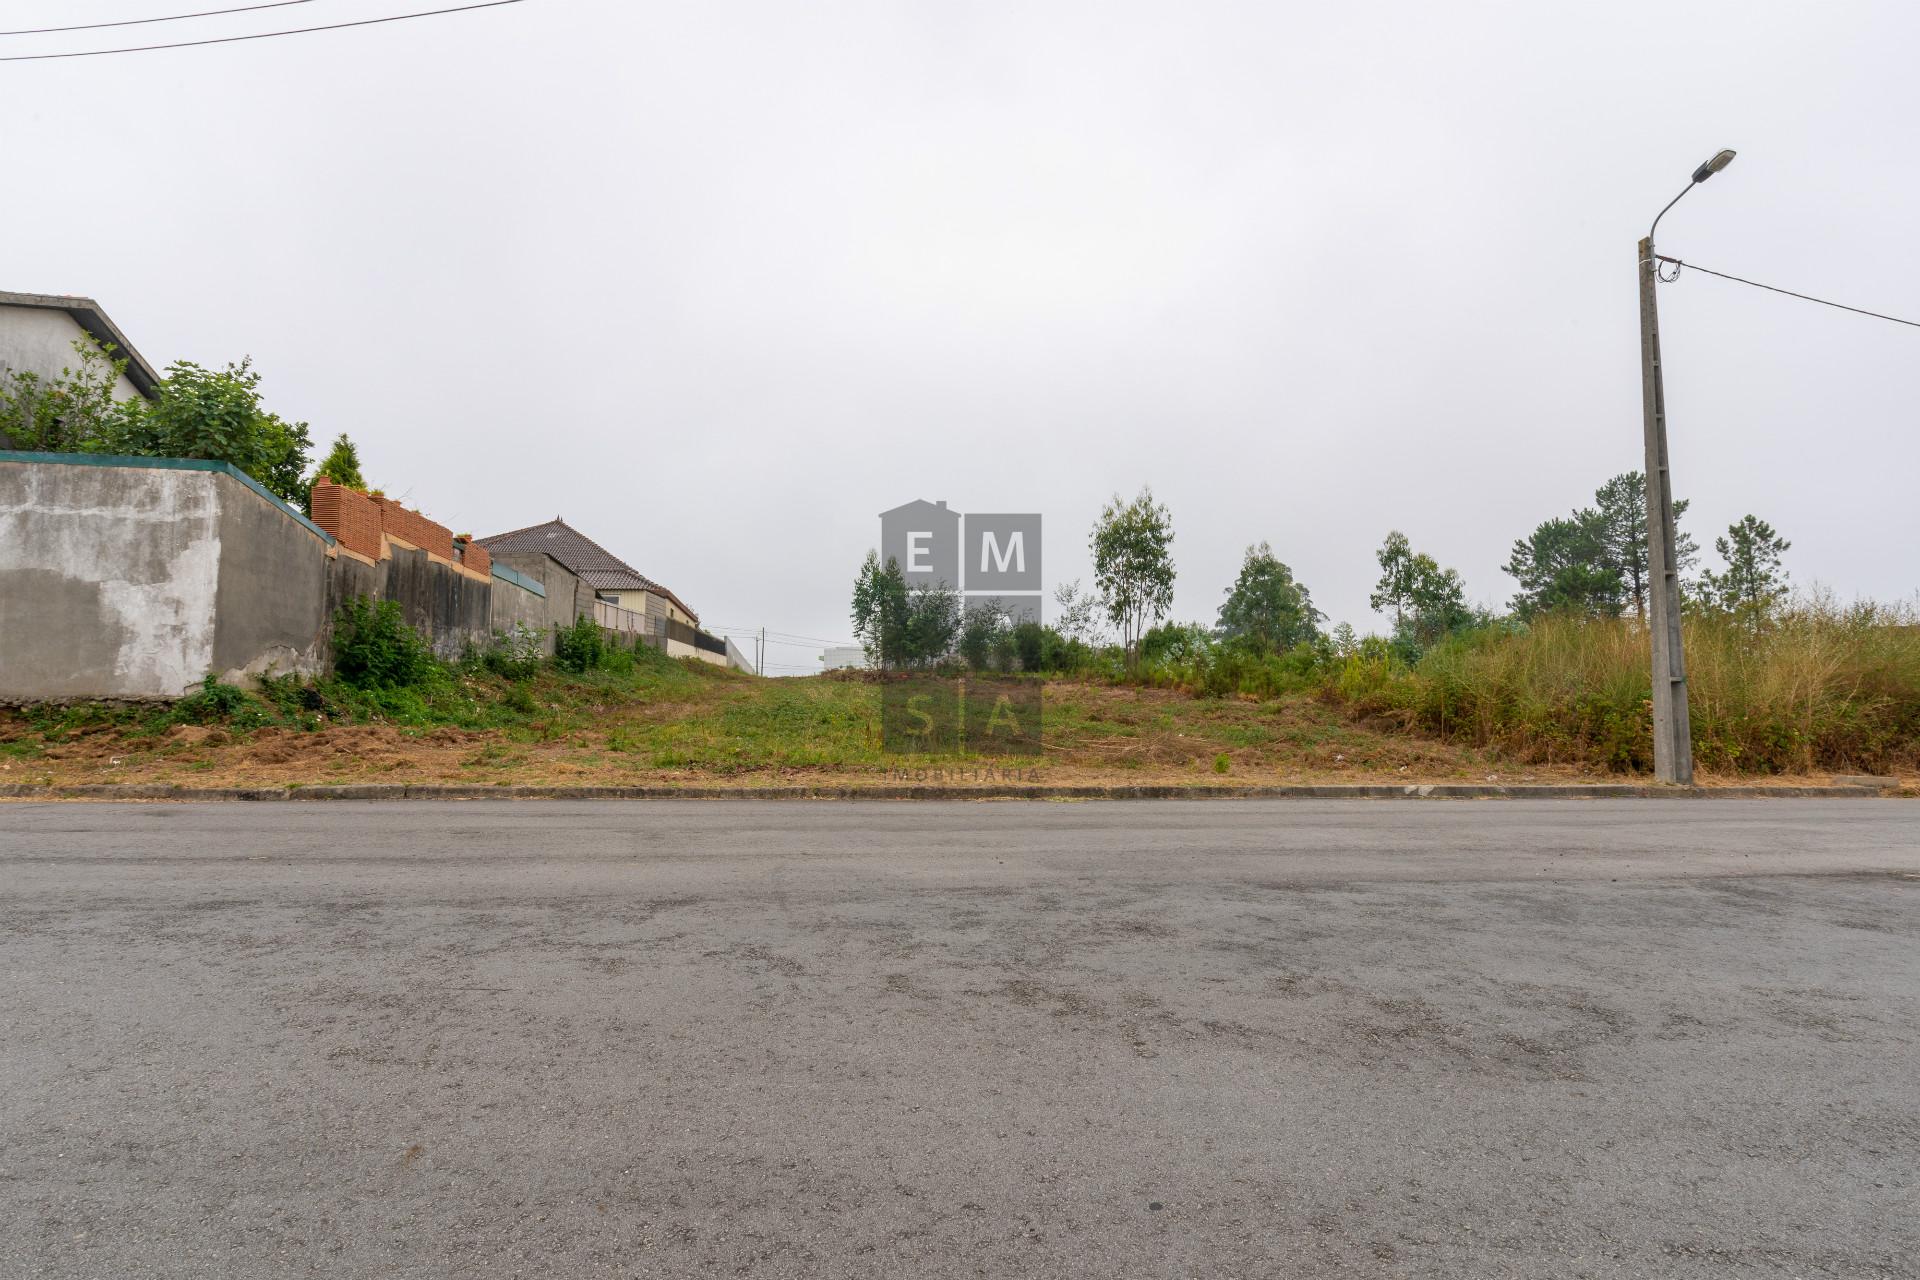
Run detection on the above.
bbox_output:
[6,0,1916,671]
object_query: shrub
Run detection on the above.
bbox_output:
[553,614,604,673]
[1010,621,1048,673]
[256,671,330,721]
[1140,622,1210,666]
[0,339,145,453]
[484,622,543,681]
[1130,628,1330,700]
[600,637,637,677]
[959,604,1012,672]
[332,596,438,689]
[173,673,256,724]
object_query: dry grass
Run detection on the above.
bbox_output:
[1330,599,1920,774]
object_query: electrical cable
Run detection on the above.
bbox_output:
[708,626,860,648]
[0,0,525,60]
[2,1,317,37]
[711,635,832,648]
[1655,255,1919,330]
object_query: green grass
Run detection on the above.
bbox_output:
[10,601,1913,783]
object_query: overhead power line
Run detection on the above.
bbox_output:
[1,1,317,37]
[707,625,859,648]
[0,0,526,60]
[1655,255,1920,331]
[724,636,852,650]
[762,630,860,647]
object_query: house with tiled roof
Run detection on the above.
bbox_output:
[478,517,728,664]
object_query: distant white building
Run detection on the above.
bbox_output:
[819,645,869,671]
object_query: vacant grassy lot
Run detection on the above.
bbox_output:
[8,604,1915,791]
[2,657,1534,791]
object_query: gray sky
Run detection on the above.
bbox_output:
[6,0,1916,671]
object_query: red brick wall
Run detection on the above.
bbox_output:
[310,481,382,561]
[373,496,455,561]
[311,481,484,576]
[457,539,491,577]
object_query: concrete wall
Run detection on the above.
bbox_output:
[0,306,144,402]
[324,545,491,663]
[1,457,642,703]
[490,552,593,634]
[0,456,330,702]
[211,474,328,683]
[488,571,555,653]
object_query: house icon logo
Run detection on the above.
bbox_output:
[879,499,961,589]
[878,499,1042,622]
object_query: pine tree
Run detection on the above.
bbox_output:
[312,433,368,492]
[1698,515,1791,622]
[1505,508,1625,619]
[1592,472,1696,623]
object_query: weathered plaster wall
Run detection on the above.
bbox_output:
[489,552,593,635]
[212,477,329,683]
[323,546,496,663]
[0,460,222,699]
[0,458,629,703]
[487,573,556,653]
[0,306,144,401]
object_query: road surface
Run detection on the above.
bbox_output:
[2,799,1916,1278]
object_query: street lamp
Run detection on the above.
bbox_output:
[1638,148,1735,785]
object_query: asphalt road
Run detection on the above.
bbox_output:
[1,799,1916,1279]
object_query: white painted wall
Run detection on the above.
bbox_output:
[0,305,144,403]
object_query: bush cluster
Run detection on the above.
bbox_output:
[332,597,440,690]
[173,674,263,726]
[553,614,605,673]
[483,622,544,681]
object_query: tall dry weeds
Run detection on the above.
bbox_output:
[1329,595,1920,774]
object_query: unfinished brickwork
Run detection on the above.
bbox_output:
[309,482,382,562]
[310,481,479,578]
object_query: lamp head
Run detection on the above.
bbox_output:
[1691,149,1737,183]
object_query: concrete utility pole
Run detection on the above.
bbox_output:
[1639,148,1734,785]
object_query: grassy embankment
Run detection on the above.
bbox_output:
[2,602,1914,789]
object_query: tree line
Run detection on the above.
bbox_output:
[850,474,1798,673]
[1503,472,1789,622]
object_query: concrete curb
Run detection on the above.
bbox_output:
[0,782,1902,802]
